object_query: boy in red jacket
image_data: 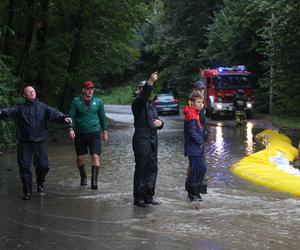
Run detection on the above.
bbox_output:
[183,91,206,201]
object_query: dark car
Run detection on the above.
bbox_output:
[153,93,179,115]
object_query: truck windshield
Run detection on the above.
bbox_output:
[215,75,252,89]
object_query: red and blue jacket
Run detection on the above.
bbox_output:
[183,105,205,156]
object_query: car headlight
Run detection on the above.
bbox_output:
[247,102,252,108]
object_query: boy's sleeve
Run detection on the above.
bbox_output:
[187,120,203,146]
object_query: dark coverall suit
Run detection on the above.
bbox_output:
[233,94,247,125]
[132,83,163,202]
[0,100,67,195]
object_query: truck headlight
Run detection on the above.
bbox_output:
[216,103,223,110]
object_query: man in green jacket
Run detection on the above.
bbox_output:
[68,81,109,190]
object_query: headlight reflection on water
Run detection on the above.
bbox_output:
[245,122,254,155]
[215,124,224,155]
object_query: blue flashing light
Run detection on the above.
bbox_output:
[217,65,247,73]
[237,65,246,71]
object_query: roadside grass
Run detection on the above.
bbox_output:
[259,114,300,129]
[98,85,133,105]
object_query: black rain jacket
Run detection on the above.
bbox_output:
[0,99,66,142]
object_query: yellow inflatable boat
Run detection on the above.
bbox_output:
[231,129,300,197]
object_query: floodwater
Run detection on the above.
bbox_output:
[1,108,300,250]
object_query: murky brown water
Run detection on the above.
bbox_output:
[1,112,300,250]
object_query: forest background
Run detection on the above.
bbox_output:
[1,0,300,148]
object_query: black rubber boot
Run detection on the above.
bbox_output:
[196,185,203,201]
[36,168,49,193]
[91,166,99,190]
[22,184,32,200]
[144,197,161,205]
[187,184,202,202]
[37,183,45,193]
[78,165,87,186]
[199,178,207,194]
[134,199,149,207]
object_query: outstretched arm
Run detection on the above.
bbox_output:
[0,106,19,121]
[46,104,70,123]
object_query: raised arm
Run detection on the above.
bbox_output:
[139,71,158,101]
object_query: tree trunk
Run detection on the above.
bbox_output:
[16,0,44,85]
[59,2,85,111]
[2,0,15,63]
[16,0,35,81]
[35,0,49,100]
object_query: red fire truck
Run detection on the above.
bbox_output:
[199,65,254,118]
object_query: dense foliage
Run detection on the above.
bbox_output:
[0,59,21,149]
[149,0,300,115]
[1,0,300,148]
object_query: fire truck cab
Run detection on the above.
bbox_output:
[199,65,254,118]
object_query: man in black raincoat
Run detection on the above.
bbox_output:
[0,85,71,200]
[132,72,164,207]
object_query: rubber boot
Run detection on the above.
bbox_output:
[36,168,49,193]
[187,184,202,202]
[22,184,32,200]
[196,185,203,201]
[91,166,99,190]
[199,178,207,194]
[78,165,87,186]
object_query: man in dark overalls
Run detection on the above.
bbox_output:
[0,85,71,200]
[132,72,164,207]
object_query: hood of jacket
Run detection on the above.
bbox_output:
[183,105,200,120]
[183,105,202,128]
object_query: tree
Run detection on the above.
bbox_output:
[258,0,300,115]
[136,0,221,94]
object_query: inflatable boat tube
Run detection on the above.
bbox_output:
[231,129,300,197]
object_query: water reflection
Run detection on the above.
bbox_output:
[245,122,254,155]
[215,124,224,156]
[1,114,299,250]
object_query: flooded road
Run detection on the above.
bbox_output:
[1,105,300,250]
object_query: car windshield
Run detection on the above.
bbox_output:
[156,94,175,102]
[215,75,252,89]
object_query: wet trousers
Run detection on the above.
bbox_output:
[235,111,246,124]
[133,132,158,201]
[17,141,49,193]
[186,156,206,186]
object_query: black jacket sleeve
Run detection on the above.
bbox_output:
[46,105,66,123]
[0,106,19,121]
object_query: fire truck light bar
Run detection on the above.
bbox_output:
[217,65,247,72]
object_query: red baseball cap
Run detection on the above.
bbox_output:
[82,81,94,89]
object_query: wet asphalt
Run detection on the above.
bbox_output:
[0,105,300,250]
